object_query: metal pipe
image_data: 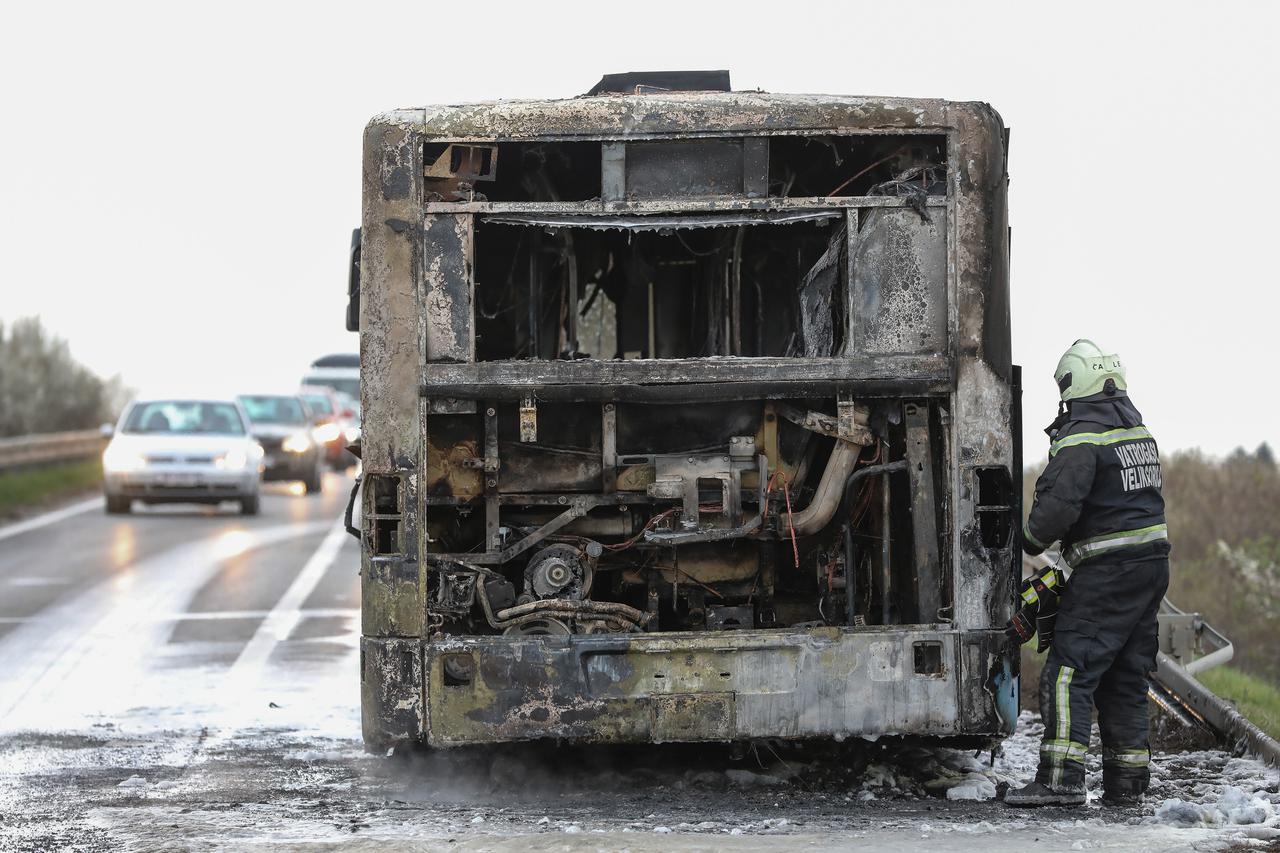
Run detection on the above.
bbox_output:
[881,450,892,625]
[496,598,648,625]
[840,459,909,513]
[788,441,859,536]
[1185,646,1235,675]
[730,226,744,355]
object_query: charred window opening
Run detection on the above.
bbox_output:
[366,474,404,556]
[424,141,602,203]
[472,218,846,361]
[975,466,1013,549]
[769,135,947,198]
[602,138,768,201]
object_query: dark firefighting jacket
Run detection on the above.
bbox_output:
[1023,394,1170,567]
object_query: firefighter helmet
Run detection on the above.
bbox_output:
[1054,339,1126,401]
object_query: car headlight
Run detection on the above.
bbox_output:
[282,432,312,454]
[216,449,249,470]
[313,422,341,444]
[103,446,146,472]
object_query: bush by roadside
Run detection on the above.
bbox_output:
[0,317,128,438]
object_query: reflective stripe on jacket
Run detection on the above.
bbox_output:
[1024,421,1169,567]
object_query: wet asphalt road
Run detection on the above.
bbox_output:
[0,476,1276,852]
[0,474,359,733]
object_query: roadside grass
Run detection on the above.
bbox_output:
[0,458,102,519]
[1198,666,1280,742]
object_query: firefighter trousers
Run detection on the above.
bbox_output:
[1035,557,1170,793]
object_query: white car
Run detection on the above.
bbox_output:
[102,399,264,515]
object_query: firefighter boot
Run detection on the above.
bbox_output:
[1003,780,1086,807]
[1101,762,1149,806]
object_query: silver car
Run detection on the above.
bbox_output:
[102,399,264,515]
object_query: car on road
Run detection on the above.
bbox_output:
[102,399,264,515]
[299,385,355,469]
[237,394,324,495]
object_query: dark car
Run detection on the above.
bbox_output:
[237,394,324,494]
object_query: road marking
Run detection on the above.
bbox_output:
[224,515,350,687]
[0,519,333,729]
[155,607,358,622]
[0,497,101,543]
[187,515,355,753]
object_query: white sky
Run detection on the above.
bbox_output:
[2,1,1277,456]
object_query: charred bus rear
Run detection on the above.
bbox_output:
[356,74,1020,750]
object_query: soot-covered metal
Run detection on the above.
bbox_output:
[357,74,1020,751]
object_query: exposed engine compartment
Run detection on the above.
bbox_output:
[359,127,973,639]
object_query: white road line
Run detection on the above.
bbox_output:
[0,519,333,729]
[0,496,101,543]
[154,607,359,622]
[224,515,351,688]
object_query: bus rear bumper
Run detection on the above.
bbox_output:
[361,626,1018,750]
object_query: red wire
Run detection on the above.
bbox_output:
[782,476,800,570]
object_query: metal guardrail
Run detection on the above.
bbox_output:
[0,430,107,473]
[1153,597,1280,767]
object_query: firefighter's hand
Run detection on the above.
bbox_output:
[1005,607,1036,645]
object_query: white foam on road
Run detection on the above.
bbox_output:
[0,496,101,544]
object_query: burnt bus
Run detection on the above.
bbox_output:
[354,72,1020,751]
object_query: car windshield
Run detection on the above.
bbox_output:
[123,401,246,435]
[238,395,309,426]
[301,394,333,416]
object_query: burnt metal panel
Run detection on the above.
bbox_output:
[797,224,844,357]
[481,210,837,230]
[422,213,474,363]
[391,92,958,141]
[905,402,943,623]
[361,637,424,750]
[360,119,426,640]
[420,628,989,747]
[423,355,950,393]
[853,207,947,355]
[603,138,770,202]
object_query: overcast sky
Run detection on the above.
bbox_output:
[2,1,1276,457]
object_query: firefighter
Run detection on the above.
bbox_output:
[1004,340,1170,807]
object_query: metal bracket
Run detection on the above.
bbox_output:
[837,392,859,441]
[644,454,768,546]
[776,400,872,445]
[484,405,500,550]
[601,403,617,493]
[519,394,537,443]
